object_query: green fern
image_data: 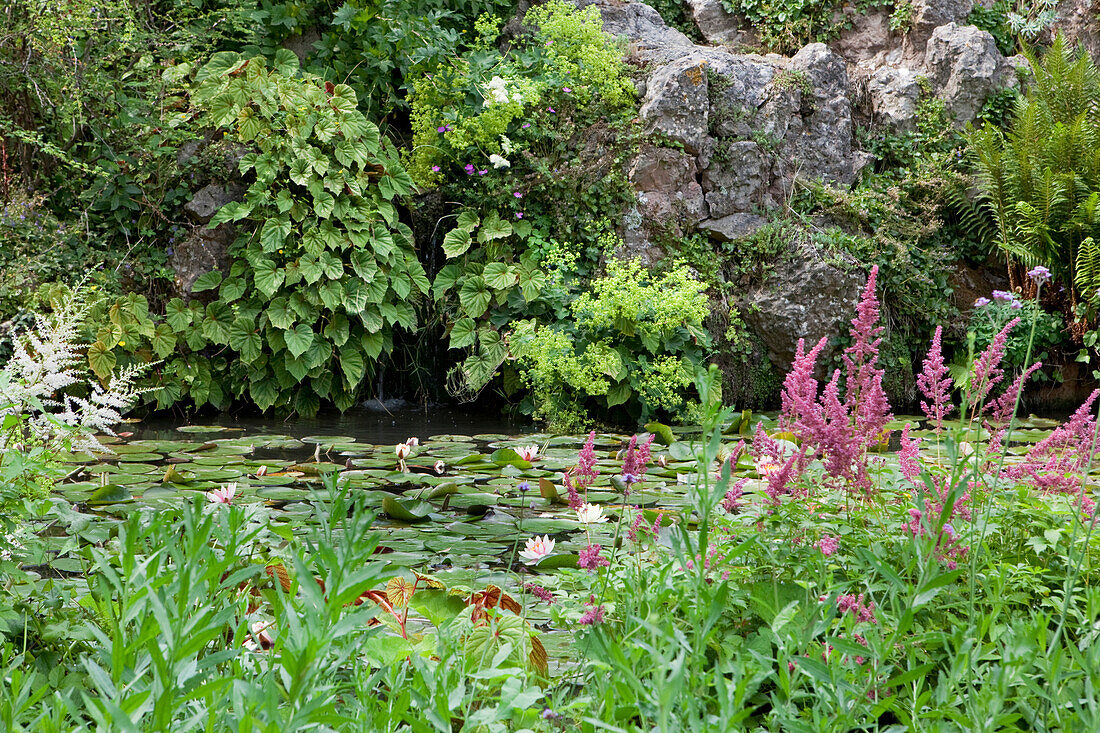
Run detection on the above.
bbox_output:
[1075,235,1100,304]
[971,35,1100,302]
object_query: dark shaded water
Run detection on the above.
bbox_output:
[128,403,534,444]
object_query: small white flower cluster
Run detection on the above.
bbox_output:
[0,288,149,453]
[485,75,522,107]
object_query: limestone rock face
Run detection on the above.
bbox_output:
[868,66,923,131]
[183,183,243,226]
[577,0,692,58]
[684,0,748,46]
[925,22,1018,125]
[1054,0,1100,61]
[630,144,708,227]
[638,53,712,153]
[906,0,974,55]
[741,246,867,371]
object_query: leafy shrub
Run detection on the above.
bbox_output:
[249,0,514,117]
[405,0,634,186]
[171,50,427,415]
[966,295,1065,383]
[720,0,890,54]
[509,259,711,429]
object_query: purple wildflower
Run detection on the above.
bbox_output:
[1028,265,1051,284]
[436,124,452,133]
[431,165,441,172]
[477,169,487,176]
[992,289,1015,302]
[464,163,475,175]
[547,107,555,113]
[974,297,991,308]
[515,212,524,218]
[514,191,523,198]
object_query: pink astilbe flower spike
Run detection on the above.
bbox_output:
[577,431,598,483]
[1006,390,1100,496]
[621,433,655,486]
[842,265,893,447]
[780,336,829,441]
[898,424,921,482]
[565,431,600,510]
[967,317,1021,409]
[985,362,1042,449]
[721,478,748,513]
[917,326,954,431]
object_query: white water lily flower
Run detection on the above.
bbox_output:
[404,437,420,447]
[515,445,539,461]
[489,154,510,169]
[395,443,412,460]
[576,502,608,524]
[519,535,556,564]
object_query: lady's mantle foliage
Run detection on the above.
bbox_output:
[189,50,427,415]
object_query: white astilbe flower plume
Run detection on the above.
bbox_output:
[0,287,151,453]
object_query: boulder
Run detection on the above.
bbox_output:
[867,66,923,130]
[784,43,864,187]
[702,141,771,217]
[832,6,895,67]
[684,0,750,46]
[699,212,768,241]
[905,0,974,56]
[630,144,708,227]
[171,225,236,298]
[183,183,244,225]
[925,23,1017,125]
[577,0,693,61]
[639,52,712,153]
[740,246,866,370]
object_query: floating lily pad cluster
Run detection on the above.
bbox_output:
[50,412,1066,571]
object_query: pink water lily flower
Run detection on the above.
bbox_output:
[434,459,446,475]
[516,445,540,461]
[208,483,237,504]
[520,535,556,564]
[244,620,275,651]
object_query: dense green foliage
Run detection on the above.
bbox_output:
[973,37,1100,307]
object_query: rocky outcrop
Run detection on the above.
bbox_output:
[904,0,974,58]
[684,0,750,46]
[867,66,923,130]
[628,41,869,249]
[740,245,866,370]
[925,22,1018,125]
[1054,0,1100,61]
